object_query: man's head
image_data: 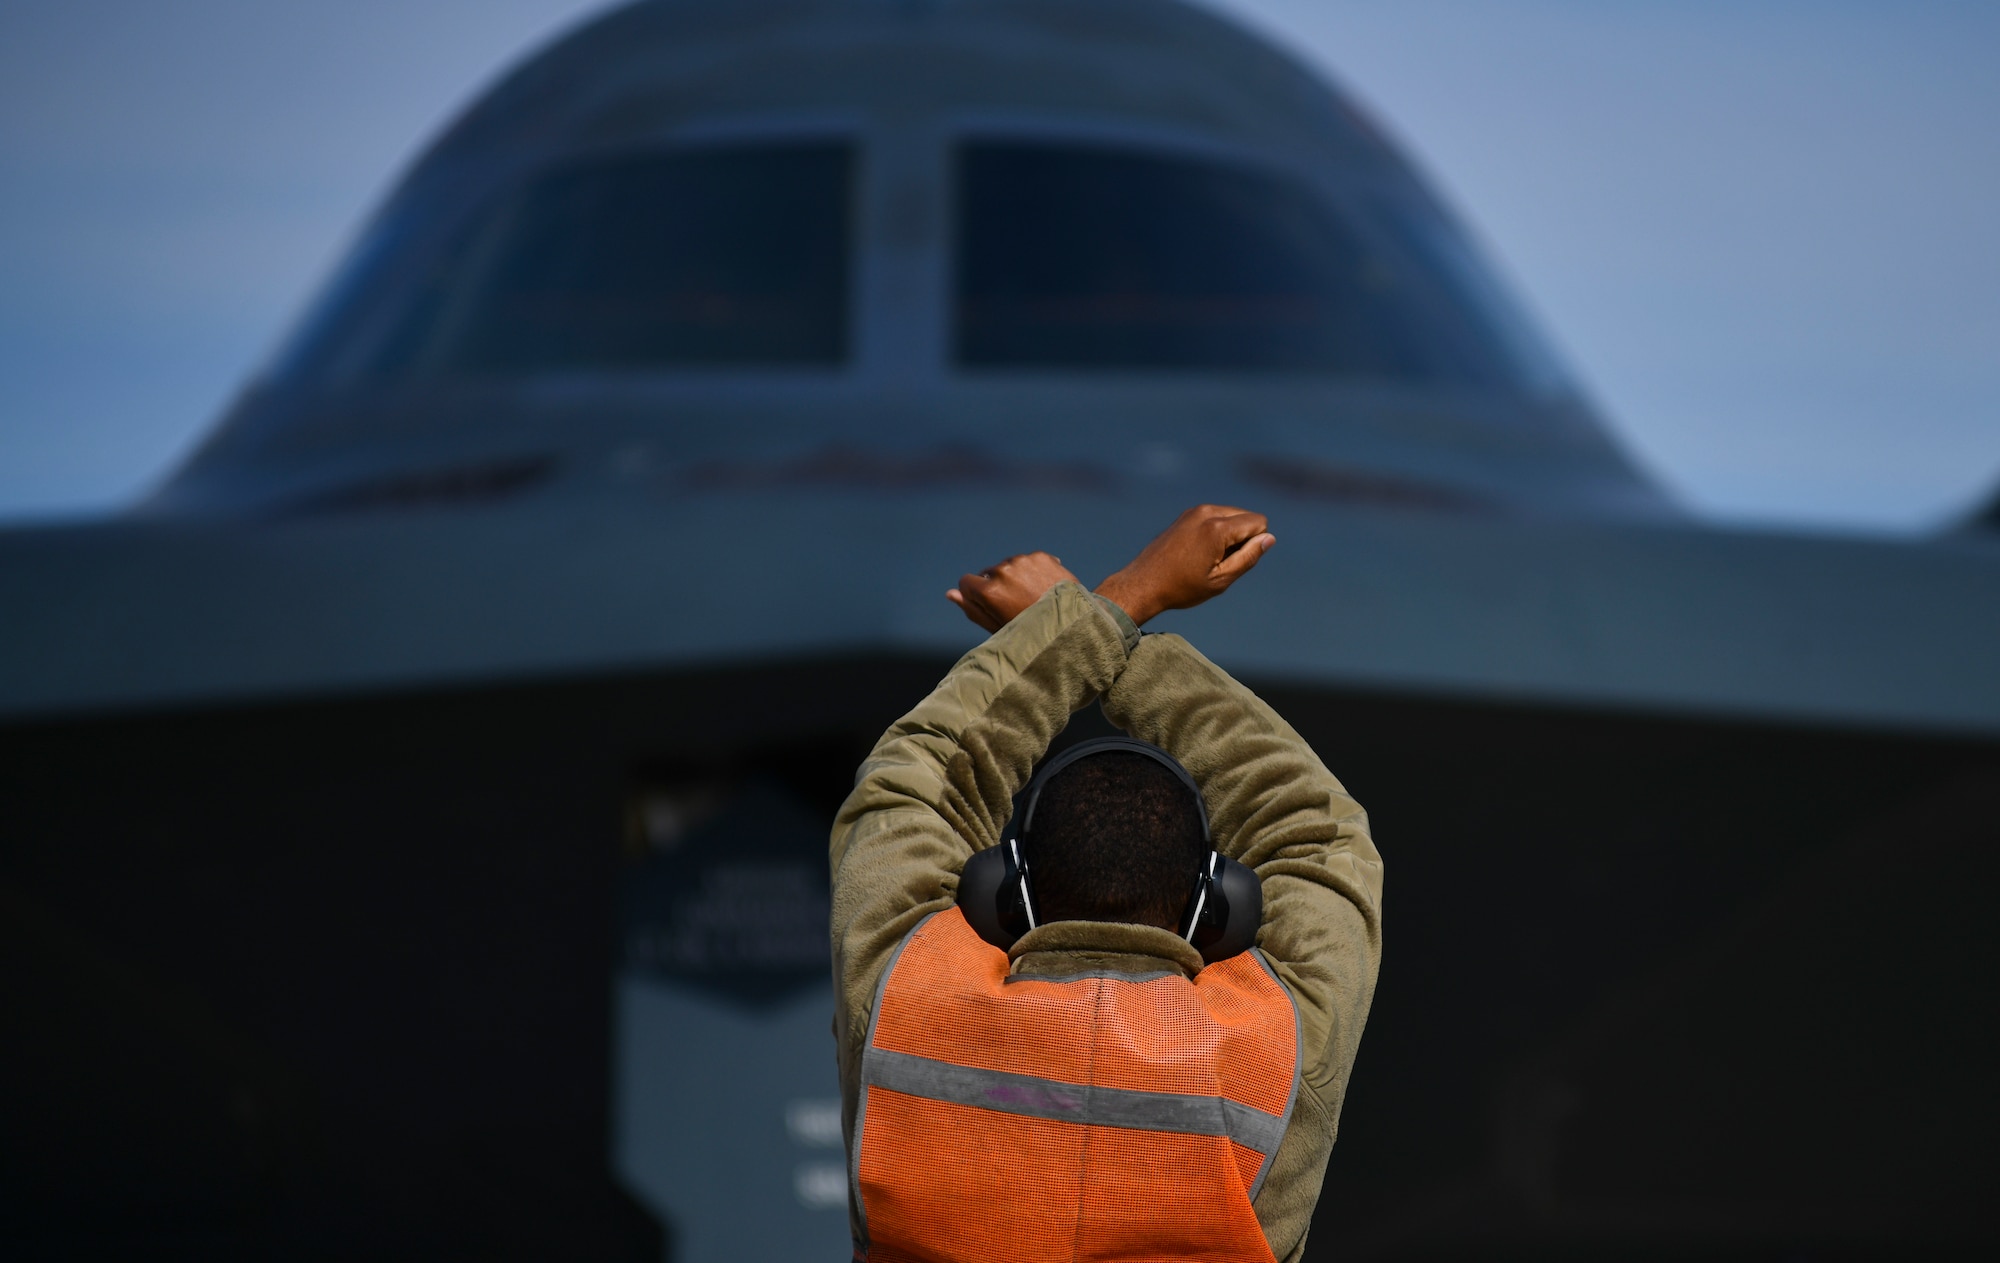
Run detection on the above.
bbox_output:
[1024,751,1208,929]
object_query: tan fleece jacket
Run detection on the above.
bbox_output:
[829,582,1384,1261]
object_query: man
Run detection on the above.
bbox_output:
[830,505,1384,1263]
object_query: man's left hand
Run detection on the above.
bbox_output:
[948,552,1079,633]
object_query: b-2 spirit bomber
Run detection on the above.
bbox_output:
[3,2,1996,1258]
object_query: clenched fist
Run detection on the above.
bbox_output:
[948,551,1081,633]
[1094,504,1274,626]
[946,506,1275,634]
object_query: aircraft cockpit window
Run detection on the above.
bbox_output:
[358,143,853,377]
[954,142,1543,389]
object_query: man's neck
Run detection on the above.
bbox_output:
[1006,919,1204,981]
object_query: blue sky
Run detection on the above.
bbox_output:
[2,0,1995,531]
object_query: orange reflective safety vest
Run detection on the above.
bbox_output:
[851,907,1301,1263]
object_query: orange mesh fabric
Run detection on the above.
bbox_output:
[857,909,1297,1262]
[1230,1141,1266,1191]
[868,910,1297,1114]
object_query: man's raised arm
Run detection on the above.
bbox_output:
[1086,504,1383,1127]
[827,562,1130,1131]
[1102,635,1383,1106]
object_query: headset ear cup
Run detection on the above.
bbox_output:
[1190,855,1263,965]
[956,845,1017,952]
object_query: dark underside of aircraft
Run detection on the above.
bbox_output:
[9,665,1999,1262]
[3,2,1997,1259]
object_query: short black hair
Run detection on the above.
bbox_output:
[1025,751,1208,929]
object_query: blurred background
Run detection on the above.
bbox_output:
[3,0,1996,530]
[2,2,1996,1260]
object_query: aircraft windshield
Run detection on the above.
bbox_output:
[954,141,1547,388]
[352,143,853,377]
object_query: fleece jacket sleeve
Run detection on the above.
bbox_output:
[826,582,1131,1218]
[1101,632,1384,1262]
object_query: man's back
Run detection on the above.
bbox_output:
[857,906,1295,1261]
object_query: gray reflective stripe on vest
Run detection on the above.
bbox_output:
[862,1045,1289,1160]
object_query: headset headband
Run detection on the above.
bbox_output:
[1018,736,1210,845]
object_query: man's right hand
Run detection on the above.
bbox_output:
[948,551,1081,633]
[1094,505,1275,627]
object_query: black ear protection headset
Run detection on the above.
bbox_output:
[958,736,1262,966]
